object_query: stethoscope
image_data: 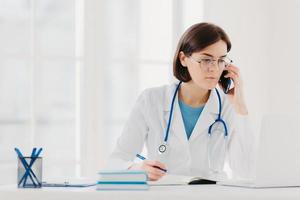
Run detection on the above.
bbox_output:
[158,81,228,154]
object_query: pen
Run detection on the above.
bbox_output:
[22,148,43,187]
[22,148,36,187]
[136,154,167,173]
[14,148,38,186]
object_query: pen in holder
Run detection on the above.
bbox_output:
[15,148,43,188]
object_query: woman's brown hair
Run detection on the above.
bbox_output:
[173,22,231,82]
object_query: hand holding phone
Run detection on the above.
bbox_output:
[219,70,232,94]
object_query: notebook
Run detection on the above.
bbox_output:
[98,170,148,182]
[97,182,149,190]
[42,182,96,187]
[42,178,97,187]
[148,174,216,186]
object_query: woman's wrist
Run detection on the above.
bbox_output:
[234,103,248,115]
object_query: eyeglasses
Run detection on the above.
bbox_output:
[189,56,233,71]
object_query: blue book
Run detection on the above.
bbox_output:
[97,170,149,190]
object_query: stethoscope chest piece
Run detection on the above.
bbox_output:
[158,142,168,154]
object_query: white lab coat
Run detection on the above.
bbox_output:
[106,83,255,181]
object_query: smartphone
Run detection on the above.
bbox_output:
[219,70,231,94]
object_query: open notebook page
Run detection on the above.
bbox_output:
[148,174,207,186]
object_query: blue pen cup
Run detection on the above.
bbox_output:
[17,157,43,188]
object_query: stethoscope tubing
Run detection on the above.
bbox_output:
[160,81,228,154]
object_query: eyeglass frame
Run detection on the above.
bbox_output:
[189,55,233,71]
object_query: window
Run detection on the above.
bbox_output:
[0,0,203,182]
[0,0,83,182]
[100,0,204,163]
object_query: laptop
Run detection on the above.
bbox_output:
[219,114,300,188]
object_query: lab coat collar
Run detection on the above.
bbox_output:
[163,82,220,115]
[163,82,222,143]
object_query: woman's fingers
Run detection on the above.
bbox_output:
[146,167,165,181]
[143,160,167,181]
[148,173,161,181]
[224,71,240,86]
[225,65,243,84]
[224,71,237,80]
[145,164,166,176]
[145,160,167,171]
[130,160,167,181]
[226,65,240,76]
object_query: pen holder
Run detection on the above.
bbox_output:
[17,156,43,188]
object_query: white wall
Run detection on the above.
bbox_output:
[268,1,300,113]
[203,0,300,133]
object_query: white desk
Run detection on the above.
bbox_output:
[1,185,300,200]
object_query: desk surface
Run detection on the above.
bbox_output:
[1,184,300,200]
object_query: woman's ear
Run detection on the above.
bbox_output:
[179,51,188,67]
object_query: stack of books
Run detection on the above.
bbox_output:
[97,170,149,190]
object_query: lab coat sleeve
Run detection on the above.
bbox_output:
[226,104,256,180]
[104,90,149,170]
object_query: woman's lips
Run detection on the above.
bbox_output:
[205,77,218,80]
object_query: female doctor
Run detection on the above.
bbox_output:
[106,23,254,181]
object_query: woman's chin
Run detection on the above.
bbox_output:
[193,80,218,90]
[206,83,218,90]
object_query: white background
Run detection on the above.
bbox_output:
[0,0,299,184]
